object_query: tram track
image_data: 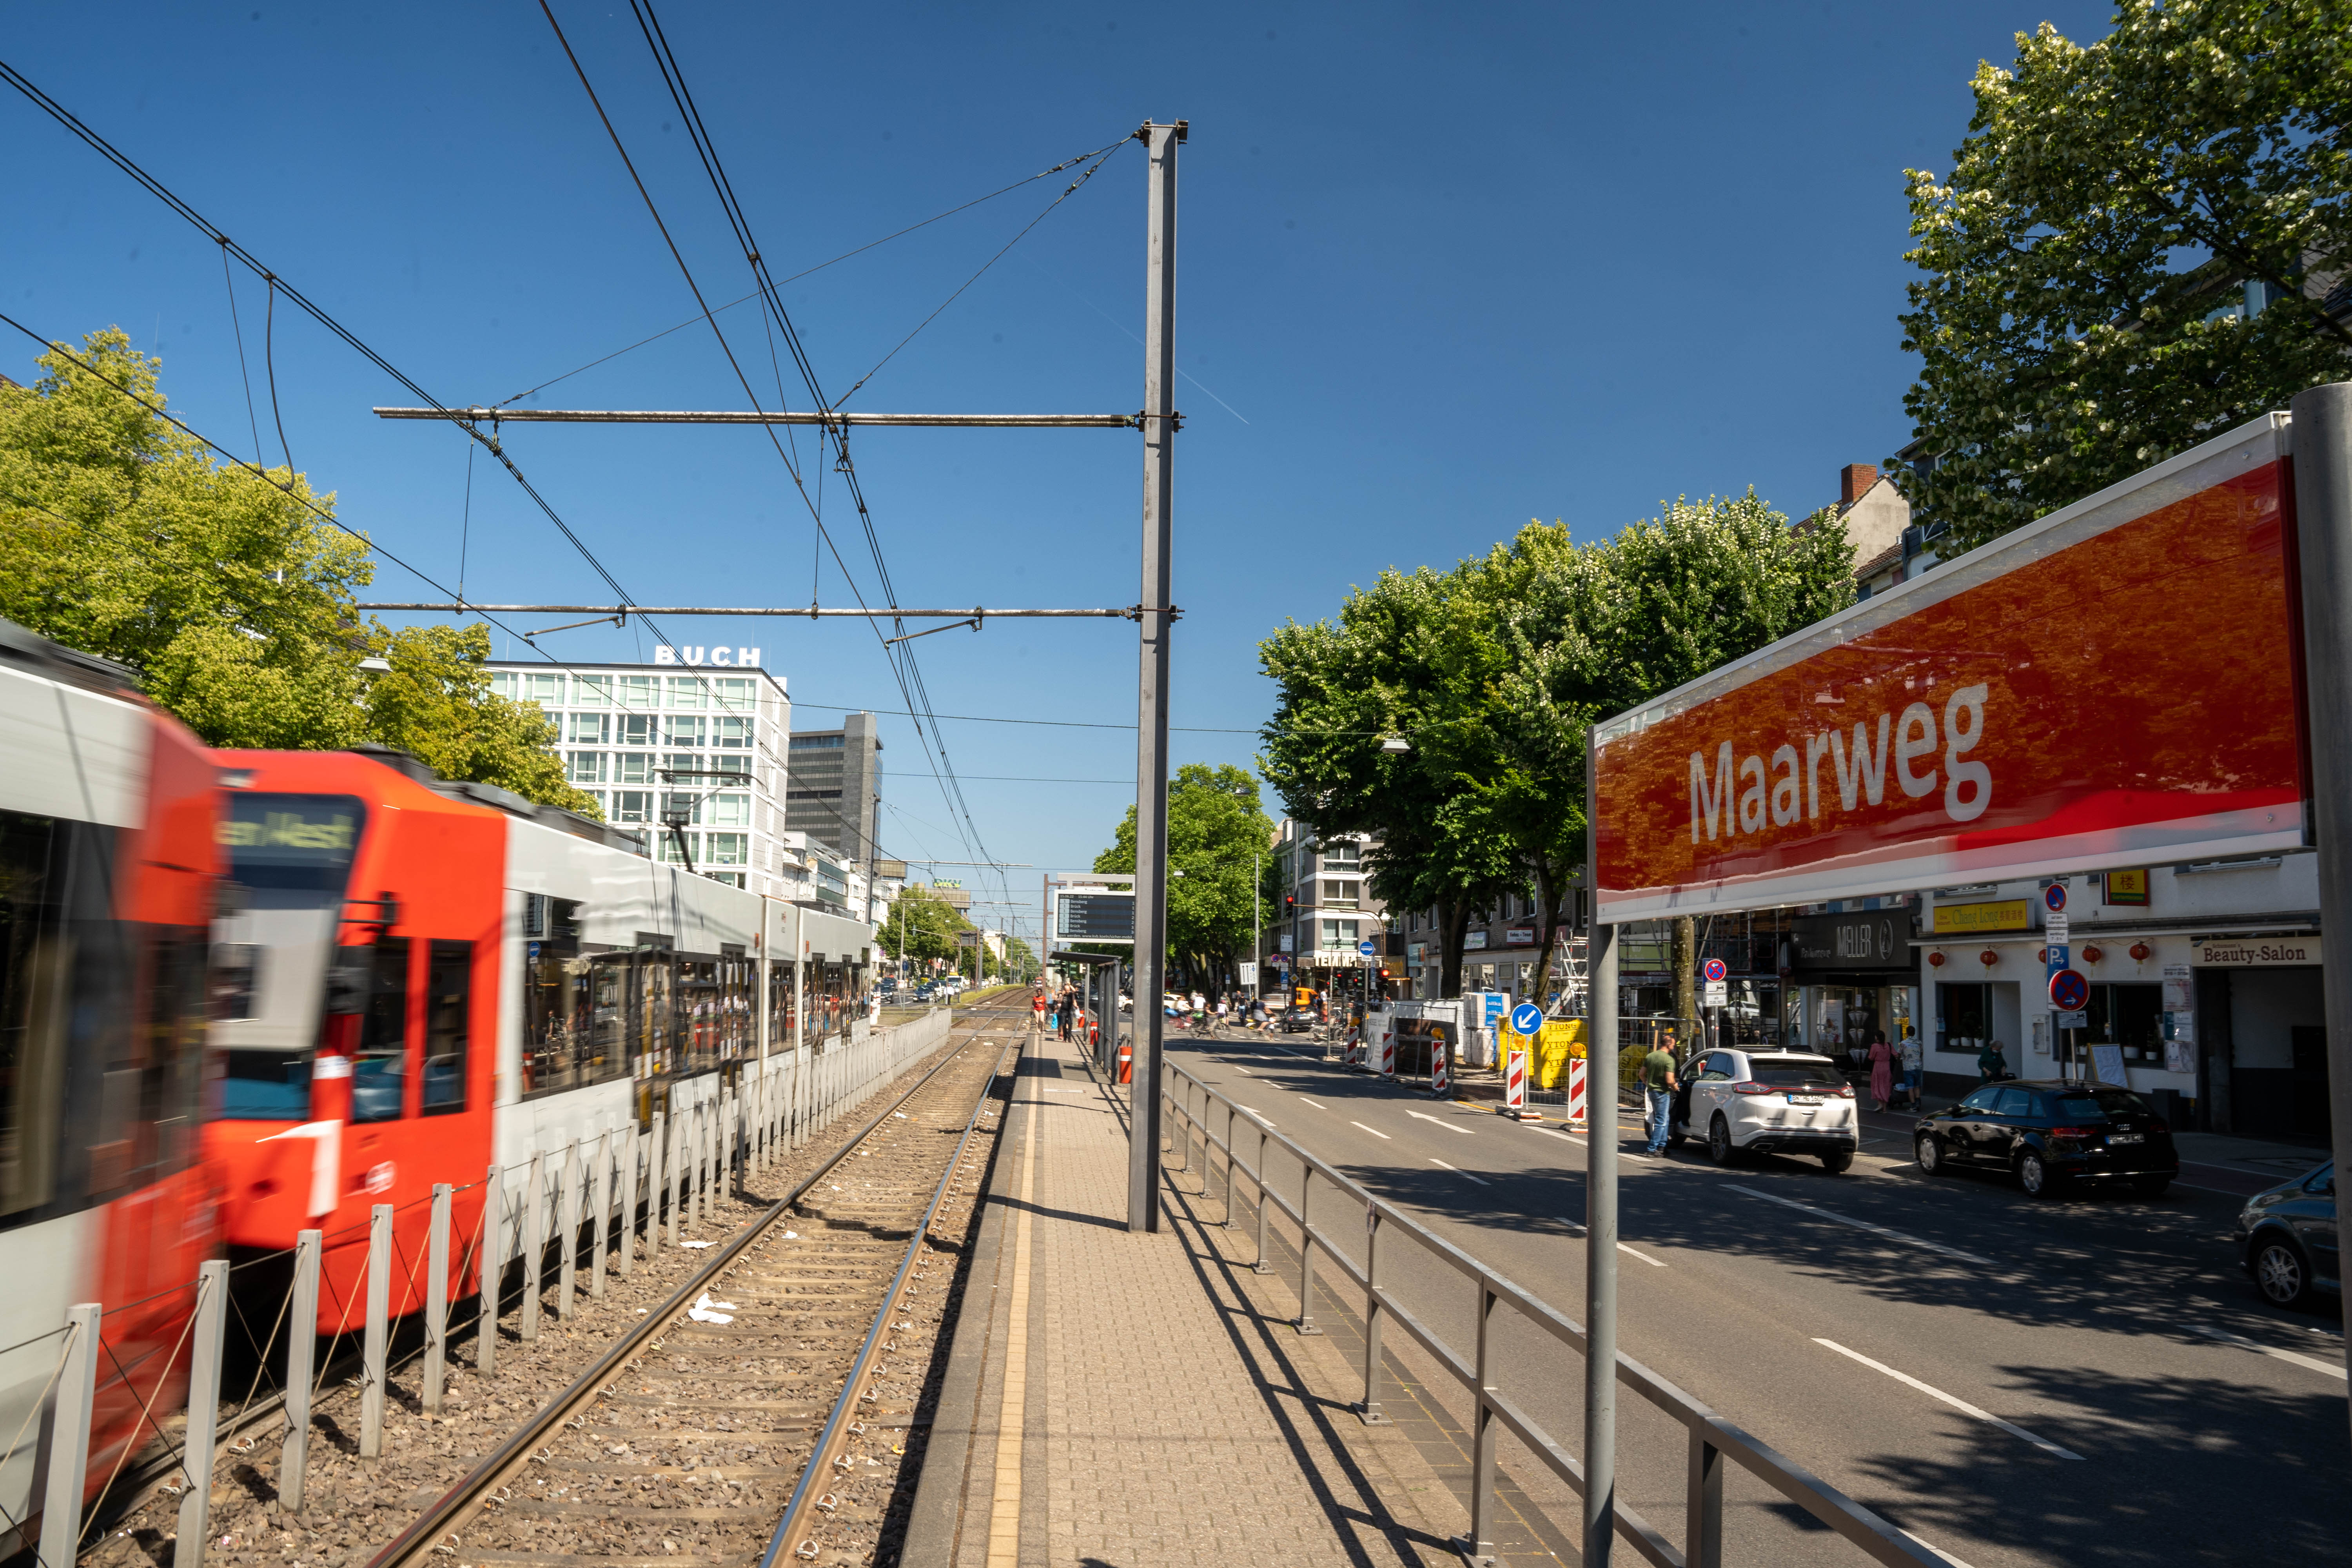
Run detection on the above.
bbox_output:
[364,1005,1024,1568]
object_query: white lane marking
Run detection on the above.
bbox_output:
[1406,1109,1477,1135]
[1615,1242,1668,1268]
[1236,1106,1274,1125]
[1730,1185,1995,1267]
[1537,1127,1588,1147]
[1299,1098,1327,1110]
[1428,1157,1490,1187]
[1813,1340,2083,1460]
[1898,1529,1980,1568]
[1350,1121,1392,1140]
[2193,1324,2348,1381]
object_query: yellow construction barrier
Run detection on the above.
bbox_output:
[1535,1019,1585,1088]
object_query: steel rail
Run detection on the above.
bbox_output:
[760,1034,1015,1566]
[361,1014,1010,1568]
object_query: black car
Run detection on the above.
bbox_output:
[1914,1080,2178,1197]
[2238,1161,2339,1309]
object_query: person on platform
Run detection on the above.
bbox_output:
[1642,1032,1680,1155]
[1866,1030,1895,1112]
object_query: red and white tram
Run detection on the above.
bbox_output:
[0,619,219,1552]
[205,745,874,1331]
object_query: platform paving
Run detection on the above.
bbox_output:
[903,1028,1472,1568]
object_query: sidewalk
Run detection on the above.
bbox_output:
[902,1028,1470,1568]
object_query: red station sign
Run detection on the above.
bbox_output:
[1593,415,2305,922]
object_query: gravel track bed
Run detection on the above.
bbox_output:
[80,1011,1022,1568]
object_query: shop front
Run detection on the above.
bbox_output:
[2191,935,2328,1142]
[1787,908,1917,1073]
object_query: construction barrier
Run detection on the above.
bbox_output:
[1432,1044,1450,1098]
[1566,1057,1588,1129]
[1379,1028,1397,1079]
[1117,1042,1134,1084]
[1504,1048,1536,1120]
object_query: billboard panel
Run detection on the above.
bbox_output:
[1593,415,2302,921]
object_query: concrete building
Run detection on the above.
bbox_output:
[1258,820,1388,1005]
[487,655,791,897]
[786,713,884,873]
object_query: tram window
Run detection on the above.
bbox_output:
[720,959,752,1059]
[423,941,470,1114]
[677,960,720,1073]
[353,938,409,1123]
[211,943,261,1021]
[0,810,65,1218]
[767,960,796,1047]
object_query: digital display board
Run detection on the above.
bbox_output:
[1056,891,1136,942]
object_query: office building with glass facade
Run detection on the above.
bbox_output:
[486,659,793,897]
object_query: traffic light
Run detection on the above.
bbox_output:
[1284,893,1296,917]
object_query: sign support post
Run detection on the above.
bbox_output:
[1581,731,1618,1568]
[2286,380,2352,1423]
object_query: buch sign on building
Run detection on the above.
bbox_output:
[1593,416,2303,921]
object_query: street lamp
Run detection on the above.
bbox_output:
[1380,735,1412,754]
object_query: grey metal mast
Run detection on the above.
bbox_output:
[1128,120,1183,1234]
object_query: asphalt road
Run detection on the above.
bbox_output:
[1160,1028,2348,1568]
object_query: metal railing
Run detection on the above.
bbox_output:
[1160,1059,1947,1568]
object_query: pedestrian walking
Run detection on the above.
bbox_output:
[1898,1027,1924,1110]
[1977,1038,2011,1083]
[1641,1031,1680,1154]
[1866,1030,1895,1112]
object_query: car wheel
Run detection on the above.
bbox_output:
[2130,1176,2172,1199]
[2017,1149,2065,1198]
[1708,1113,1740,1167]
[1821,1150,1853,1174]
[1916,1134,1945,1176]
[2253,1236,2314,1309]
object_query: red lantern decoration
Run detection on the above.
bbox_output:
[1928,951,1946,968]
[2082,944,2104,964]
[2130,941,2152,962]
[1980,949,2000,967]
[2036,947,2049,964]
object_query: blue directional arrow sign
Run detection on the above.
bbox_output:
[1511,1002,1545,1036]
[1357,938,1378,958]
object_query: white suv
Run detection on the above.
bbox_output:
[1670,1050,1858,1172]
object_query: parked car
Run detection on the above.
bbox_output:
[1669,1050,1857,1171]
[1913,1081,2178,1197]
[2238,1161,2338,1309]
[1279,1004,1315,1034]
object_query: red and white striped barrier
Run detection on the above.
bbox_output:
[1566,1057,1588,1129]
[1504,1048,1536,1120]
[1379,1028,1397,1079]
[1432,1043,1450,1098]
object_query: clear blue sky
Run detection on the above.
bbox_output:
[3,1,2112,943]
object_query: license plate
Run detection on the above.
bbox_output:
[2108,1132,2143,1145]
[1787,1094,1824,1105]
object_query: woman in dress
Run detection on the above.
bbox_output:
[1866,1030,1895,1112]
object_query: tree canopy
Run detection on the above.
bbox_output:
[1901,1,2352,551]
[0,328,592,812]
[1093,763,1278,990]
[1259,492,1853,1000]
[877,885,973,967]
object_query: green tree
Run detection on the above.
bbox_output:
[1093,763,1278,991]
[0,328,592,811]
[879,885,973,968]
[1260,493,1852,1002]
[1901,1,2352,551]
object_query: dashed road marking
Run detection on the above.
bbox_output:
[1406,1110,1475,1135]
[1813,1339,2082,1459]
[2192,1323,2348,1381]
[1298,1098,1327,1110]
[1730,1184,1995,1267]
[1350,1121,1391,1140]
[1428,1157,1489,1186]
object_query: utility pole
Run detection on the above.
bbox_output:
[1581,730,1619,1568]
[1127,119,1182,1234]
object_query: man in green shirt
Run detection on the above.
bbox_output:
[1642,1032,1681,1154]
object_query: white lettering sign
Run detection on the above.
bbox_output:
[2193,936,2321,967]
[1692,683,1991,845]
[654,645,677,665]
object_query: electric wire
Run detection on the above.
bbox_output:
[218,241,264,462]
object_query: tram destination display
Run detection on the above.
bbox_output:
[1055,889,1137,943]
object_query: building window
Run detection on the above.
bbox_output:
[706,832,748,866]
[664,753,702,781]
[1321,842,1359,870]
[566,751,607,785]
[523,672,563,707]
[568,713,608,744]
[661,792,704,826]
[708,793,750,828]
[703,871,747,889]
[791,733,845,749]
[615,713,655,748]
[1936,983,1991,1056]
[659,831,700,864]
[1320,919,1358,947]
[1323,879,1359,906]
[613,791,653,824]
[714,715,751,749]
[488,671,518,699]
[616,753,653,785]
[573,675,612,707]
[713,677,755,712]
[667,715,705,749]
[708,755,749,782]
[667,677,708,710]
[619,675,658,709]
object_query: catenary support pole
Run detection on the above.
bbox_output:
[281,1229,319,1511]
[1127,118,1182,1233]
[40,1303,100,1568]
[1584,914,1620,1565]
[424,1184,451,1414]
[361,1205,390,1460]
[174,1261,227,1568]
[2287,380,2352,1422]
